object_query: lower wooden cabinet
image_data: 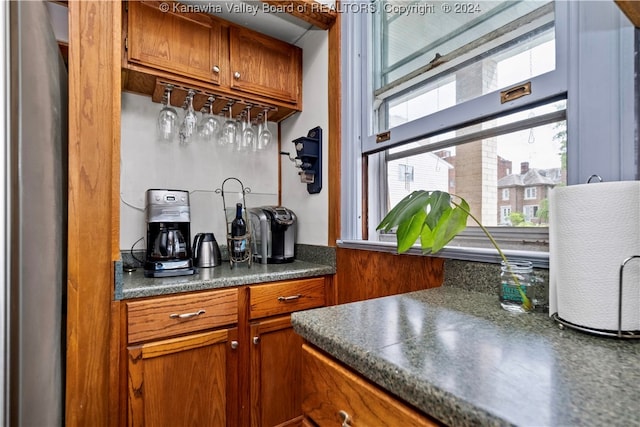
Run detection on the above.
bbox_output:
[250,316,304,427]
[127,328,239,427]
[302,344,440,427]
[123,276,331,427]
[247,277,328,427]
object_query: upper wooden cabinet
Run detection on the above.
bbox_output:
[229,26,302,105]
[123,0,302,121]
[127,1,224,86]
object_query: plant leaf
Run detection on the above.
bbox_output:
[420,223,435,253]
[396,208,427,253]
[424,191,451,230]
[431,199,469,253]
[377,190,431,232]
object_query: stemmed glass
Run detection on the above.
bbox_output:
[221,101,238,148]
[258,108,273,150]
[179,90,198,145]
[198,96,220,143]
[157,84,179,143]
[239,106,256,152]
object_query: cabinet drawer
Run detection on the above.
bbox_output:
[126,288,238,343]
[249,277,326,319]
[302,345,439,427]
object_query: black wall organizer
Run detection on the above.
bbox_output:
[292,126,322,194]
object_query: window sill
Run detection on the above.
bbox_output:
[337,239,549,269]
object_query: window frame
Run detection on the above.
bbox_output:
[339,1,638,267]
[361,1,568,155]
[524,187,537,200]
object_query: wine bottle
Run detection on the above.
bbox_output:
[230,202,246,259]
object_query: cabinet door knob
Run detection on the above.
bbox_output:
[230,340,239,350]
[253,336,260,345]
[233,71,241,80]
[338,410,352,427]
[212,65,220,73]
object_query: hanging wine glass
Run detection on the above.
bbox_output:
[240,106,256,152]
[197,96,220,143]
[221,100,238,148]
[216,107,229,146]
[258,108,273,150]
[156,84,178,143]
[179,89,198,145]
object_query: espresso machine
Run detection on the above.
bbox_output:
[144,189,195,277]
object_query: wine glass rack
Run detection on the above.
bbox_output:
[152,78,278,123]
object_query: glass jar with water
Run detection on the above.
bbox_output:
[499,260,536,313]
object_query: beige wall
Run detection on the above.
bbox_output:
[280,30,330,246]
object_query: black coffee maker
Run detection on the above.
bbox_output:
[144,189,195,277]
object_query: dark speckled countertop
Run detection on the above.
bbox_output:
[114,244,336,299]
[292,287,640,427]
[118,260,334,299]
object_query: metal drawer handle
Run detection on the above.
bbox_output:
[169,309,205,319]
[338,410,352,427]
[277,294,302,302]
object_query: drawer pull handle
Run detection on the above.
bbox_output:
[230,340,239,350]
[253,336,260,345]
[277,294,301,302]
[338,410,352,427]
[169,309,205,319]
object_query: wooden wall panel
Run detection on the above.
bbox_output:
[66,1,121,425]
[336,248,445,304]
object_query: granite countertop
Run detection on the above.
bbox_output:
[292,287,640,427]
[117,259,335,300]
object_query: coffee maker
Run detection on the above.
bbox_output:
[144,189,195,277]
[249,206,296,264]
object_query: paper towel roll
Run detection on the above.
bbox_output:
[549,181,640,331]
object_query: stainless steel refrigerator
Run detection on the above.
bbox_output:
[3,1,67,425]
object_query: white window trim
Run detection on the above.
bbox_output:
[525,187,537,199]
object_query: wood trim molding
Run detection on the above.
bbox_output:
[327,6,341,246]
[66,1,121,425]
[615,0,640,27]
[260,0,337,30]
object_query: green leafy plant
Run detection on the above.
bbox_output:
[377,190,532,311]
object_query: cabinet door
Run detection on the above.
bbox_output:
[229,26,302,105]
[127,1,223,85]
[250,316,303,427]
[128,328,239,427]
[302,345,439,427]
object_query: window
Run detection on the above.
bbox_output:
[500,206,512,225]
[523,205,539,222]
[381,103,566,229]
[365,0,566,255]
[341,1,638,265]
[525,187,537,200]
